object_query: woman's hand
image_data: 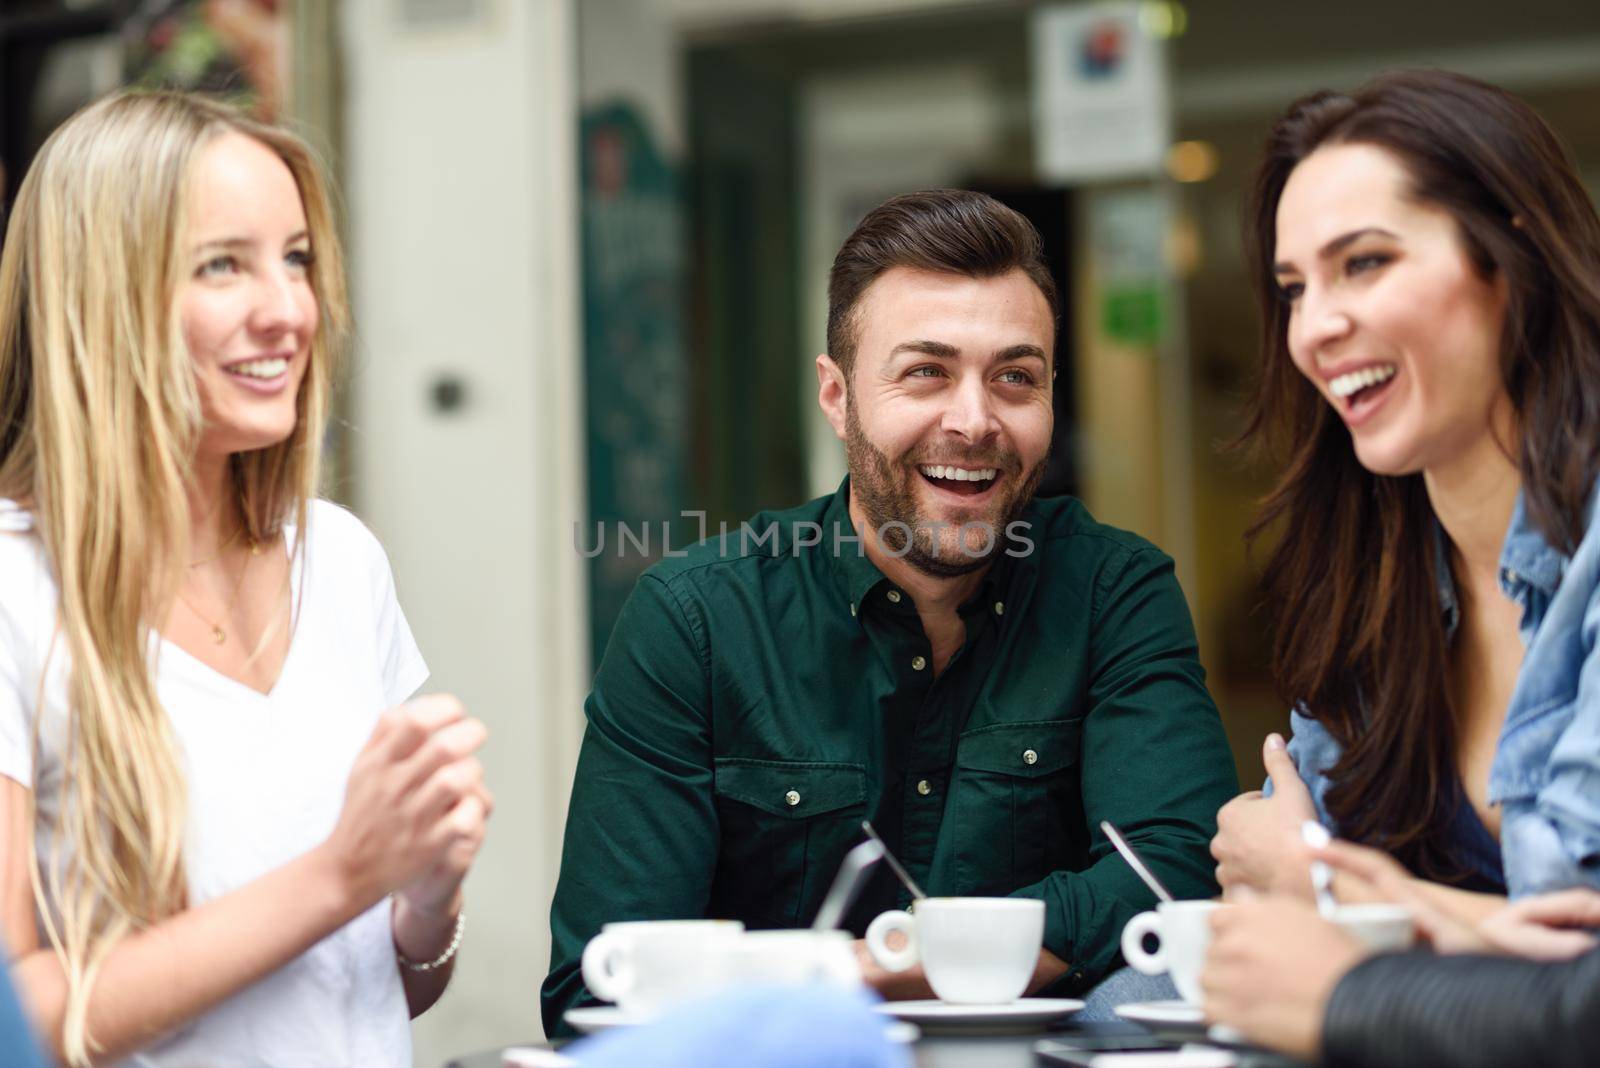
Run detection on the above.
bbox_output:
[394,774,493,921]
[1312,839,1485,951]
[1313,839,1600,960]
[1,693,494,1062]
[1210,734,1318,900]
[1475,890,1600,960]
[1200,897,1368,1060]
[322,694,491,910]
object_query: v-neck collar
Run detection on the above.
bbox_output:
[158,527,307,701]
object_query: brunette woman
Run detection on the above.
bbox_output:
[1211,68,1600,916]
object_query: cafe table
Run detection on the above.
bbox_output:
[445,1019,1305,1067]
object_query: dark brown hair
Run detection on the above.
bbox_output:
[826,189,1058,375]
[1242,69,1600,879]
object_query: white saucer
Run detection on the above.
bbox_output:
[1114,999,1206,1031]
[564,1005,920,1044]
[563,1006,652,1034]
[875,997,1084,1030]
[502,1048,576,1068]
[1206,1023,1248,1045]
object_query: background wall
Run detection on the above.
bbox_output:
[340,1,586,1062]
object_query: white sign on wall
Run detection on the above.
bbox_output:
[1031,1,1171,183]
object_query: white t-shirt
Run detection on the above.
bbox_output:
[0,498,429,1068]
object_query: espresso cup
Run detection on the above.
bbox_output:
[866,897,1045,1004]
[580,919,745,1013]
[1120,900,1220,1004]
[1324,902,1416,953]
[712,929,863,988]
[1122,900,1416,1005]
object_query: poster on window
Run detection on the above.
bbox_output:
[580,102,690,666]
[1030,1,1170,183]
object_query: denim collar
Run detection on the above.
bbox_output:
[1435,485,1586,633]
[1496,489,1577,597]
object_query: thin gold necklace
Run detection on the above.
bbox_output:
[187,523,244,569]
[177,540,260,645]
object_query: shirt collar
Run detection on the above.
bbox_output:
[1496,487,1576,596]
[822,478,890,618]
[0,499,33,533]
[823,477,1035,623]
[1434,481,1594,625]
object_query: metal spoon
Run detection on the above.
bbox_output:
[861,820,928,900]
[1302,820,1338,919]
[811,837,885,931]
[1100,820,1176,903]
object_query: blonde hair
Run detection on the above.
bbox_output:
[0,90,348,1064]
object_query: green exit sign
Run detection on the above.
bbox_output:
[1102,284,1166,347]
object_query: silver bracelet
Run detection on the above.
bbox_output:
[396,908,465,973]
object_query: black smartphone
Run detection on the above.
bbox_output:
[1034,1035,1181,1066]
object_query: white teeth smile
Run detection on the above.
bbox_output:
[918,465,998,483]
[227,357,289,379]
[1329,364,1397,399]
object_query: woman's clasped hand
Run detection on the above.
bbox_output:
[329,696,492,919]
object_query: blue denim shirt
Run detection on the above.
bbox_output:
[0,951,45,1068]
[1268,485,1600,898]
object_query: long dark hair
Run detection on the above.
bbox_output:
[1242,70,1600,879]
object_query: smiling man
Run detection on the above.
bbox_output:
[541,190,1237,1034]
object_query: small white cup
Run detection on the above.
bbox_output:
[1120,900,1221,1004]
[580,919,745,1013]
[1325,902,1416,953]
[866,897,1045,1005]
[1121,900,1416,1005]
[715,929,863,988]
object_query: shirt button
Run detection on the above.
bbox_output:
[1503,568,1519,585]
[886,589,903,604]
[911,655,927,671]
[849,603,857,617]
[994,601,1005,616]
[1022,749,1038,766]
[785,790,801,807]
[916,779,932,796]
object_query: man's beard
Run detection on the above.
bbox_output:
[844,397,1046,577]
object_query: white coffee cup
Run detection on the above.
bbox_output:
[866,897,1045,1004]
[580,919,745,1013]
[1121,900,1415,1005]
[1120,900,1222,1004]
[714,929,863,988]
[1324,902,1416,953]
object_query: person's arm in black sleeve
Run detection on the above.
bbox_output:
[1323,946,1600,1068]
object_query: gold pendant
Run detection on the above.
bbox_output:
[211,626,227,645]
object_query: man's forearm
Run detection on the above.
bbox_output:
[1323,948,1600,1068]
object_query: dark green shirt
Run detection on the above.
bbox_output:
[542,481,1237,1035]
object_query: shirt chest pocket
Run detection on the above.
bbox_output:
[711,759,868,928]
[945,722,1082,894]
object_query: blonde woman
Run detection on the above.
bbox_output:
[0,91,490,1065]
